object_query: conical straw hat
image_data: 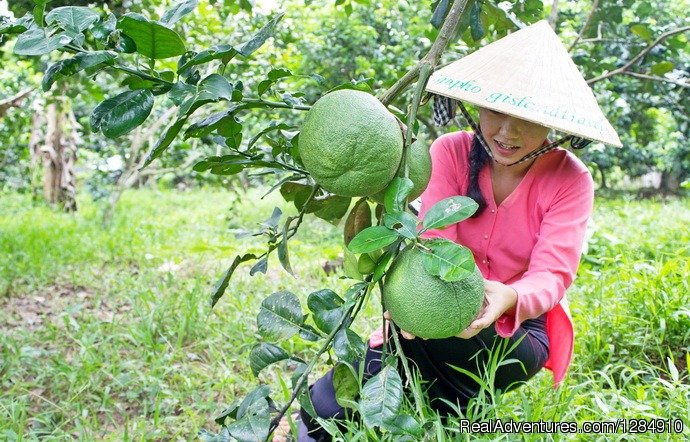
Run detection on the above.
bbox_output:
[426,20,622,147]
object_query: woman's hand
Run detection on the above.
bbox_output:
[383,311,417,340]
[456,280,518,339]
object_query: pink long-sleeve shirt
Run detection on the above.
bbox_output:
[370,131,594,386]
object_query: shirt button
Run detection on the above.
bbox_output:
[484,234,489,239]
[481,259,486,264]
[491,209,496,213]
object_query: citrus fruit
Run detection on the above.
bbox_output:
[382,244,484,339]
[371,139,432,204]
[299,90,404,197]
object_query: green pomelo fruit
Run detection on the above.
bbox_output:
[299,90,404,197]
[382,245,484,339]
[371,140,432,205]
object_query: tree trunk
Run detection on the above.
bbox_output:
[41,99,78,212]
[659,170,680,195]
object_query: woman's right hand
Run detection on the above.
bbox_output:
[383,311,417,340]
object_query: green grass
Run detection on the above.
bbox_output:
[1,190,688,440]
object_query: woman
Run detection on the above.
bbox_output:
[278,20,621,441]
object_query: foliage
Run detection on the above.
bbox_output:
[0,190,688,439]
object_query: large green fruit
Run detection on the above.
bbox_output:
[371,139,432,205]
[299,90,404,197]
[382,244,484,339]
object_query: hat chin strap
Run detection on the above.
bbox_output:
[455,101,590,166]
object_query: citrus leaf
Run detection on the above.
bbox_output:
[299,323,322,341]
[372,251,393,283]
[42,51,116,91]
[257,291,303,340]
[226,398,270,442]
[277,219,293,276]
[45,6,99,33]
[333,363,360,408]
[421,196,478,231]
[213,401,239,425]
[238,13,283,57]
[210,253,258,308]
[343,248,363,280]
[178,44,238,72]
[90,89,154,138]
[179,73,233,116]
[13,28,71,55]
[248,343,289,377]
[248,122,293,149]
[382,414,423,437]
[280,181,311,203]
[312,196,351,224]
[383,177,414,214]
[650,61,674,76]
[360,366,403,428]
[257,67,292,95]
[469,0,484,41]
[160,0,198,26]
[430,0,451,29]
[117,13,186,59]
[422,238,476,282]
[143,117,187,167]
[347,226,398,254]
[333,328,366,363]
[383,211,418,239]
[0,13,32,36]
[630,23,652,42]
[307,289,346,334]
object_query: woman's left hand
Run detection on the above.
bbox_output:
[456,280,518,339]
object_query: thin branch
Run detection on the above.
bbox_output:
[378,0,470,106]
[568,0,600,52]
[547,0,560,30]
[587,26,690,85]
[0,88,33,118]
[622,71,689,89]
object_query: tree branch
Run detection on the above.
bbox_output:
[547,0,560,30]
[622,71,689,89]
[0,88,33,118]
[568,0,600,52]
[378,0,470,106]
[587,26,690,85]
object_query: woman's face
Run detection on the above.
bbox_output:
[479,108,550,165]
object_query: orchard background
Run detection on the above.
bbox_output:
[1,0,688,440]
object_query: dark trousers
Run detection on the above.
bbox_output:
[299,320,549,441]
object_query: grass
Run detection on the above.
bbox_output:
[1,189,688,440]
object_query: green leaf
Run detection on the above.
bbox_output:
[333,363,360,408]
[257,67,292,95]
[210,253,258,308]
[45,6,99,33]
[347,226,398,254]
[117,13,186,59]
[343,248,363,280]
[178,44,239,72]
[248,123,293,149]
[650,61,674,76]
[91,13,116,40]
[469,0,484,41]
[372,251,393,283]
[13,28,71,56]
[630,24,652,42]
[42,51,116,91]
[333,328,366,363]
[383,211,418,239]
[168,81,196,105]
[359,366,403,428]
[192,155,270,175]
[422,238,476,282]
[213,401,239,425]
[383,177,414,214]
[179,73,233,116]
[161,0,198,26]
[90,90,154,138]
[248,343,289,377]
[430,0,451,29]
[250,257,268,275]
[307,289,346,334]
[238,13,283,57]
[257,291,304,340]
[0,14,32,35]
[421,196,478,231]
[143,118,187,167]
[277,220,293,276]
[226,398,270,442]
[311,196,352,224]
[382,414,423,436]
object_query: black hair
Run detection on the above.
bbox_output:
[467,133,490,218]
